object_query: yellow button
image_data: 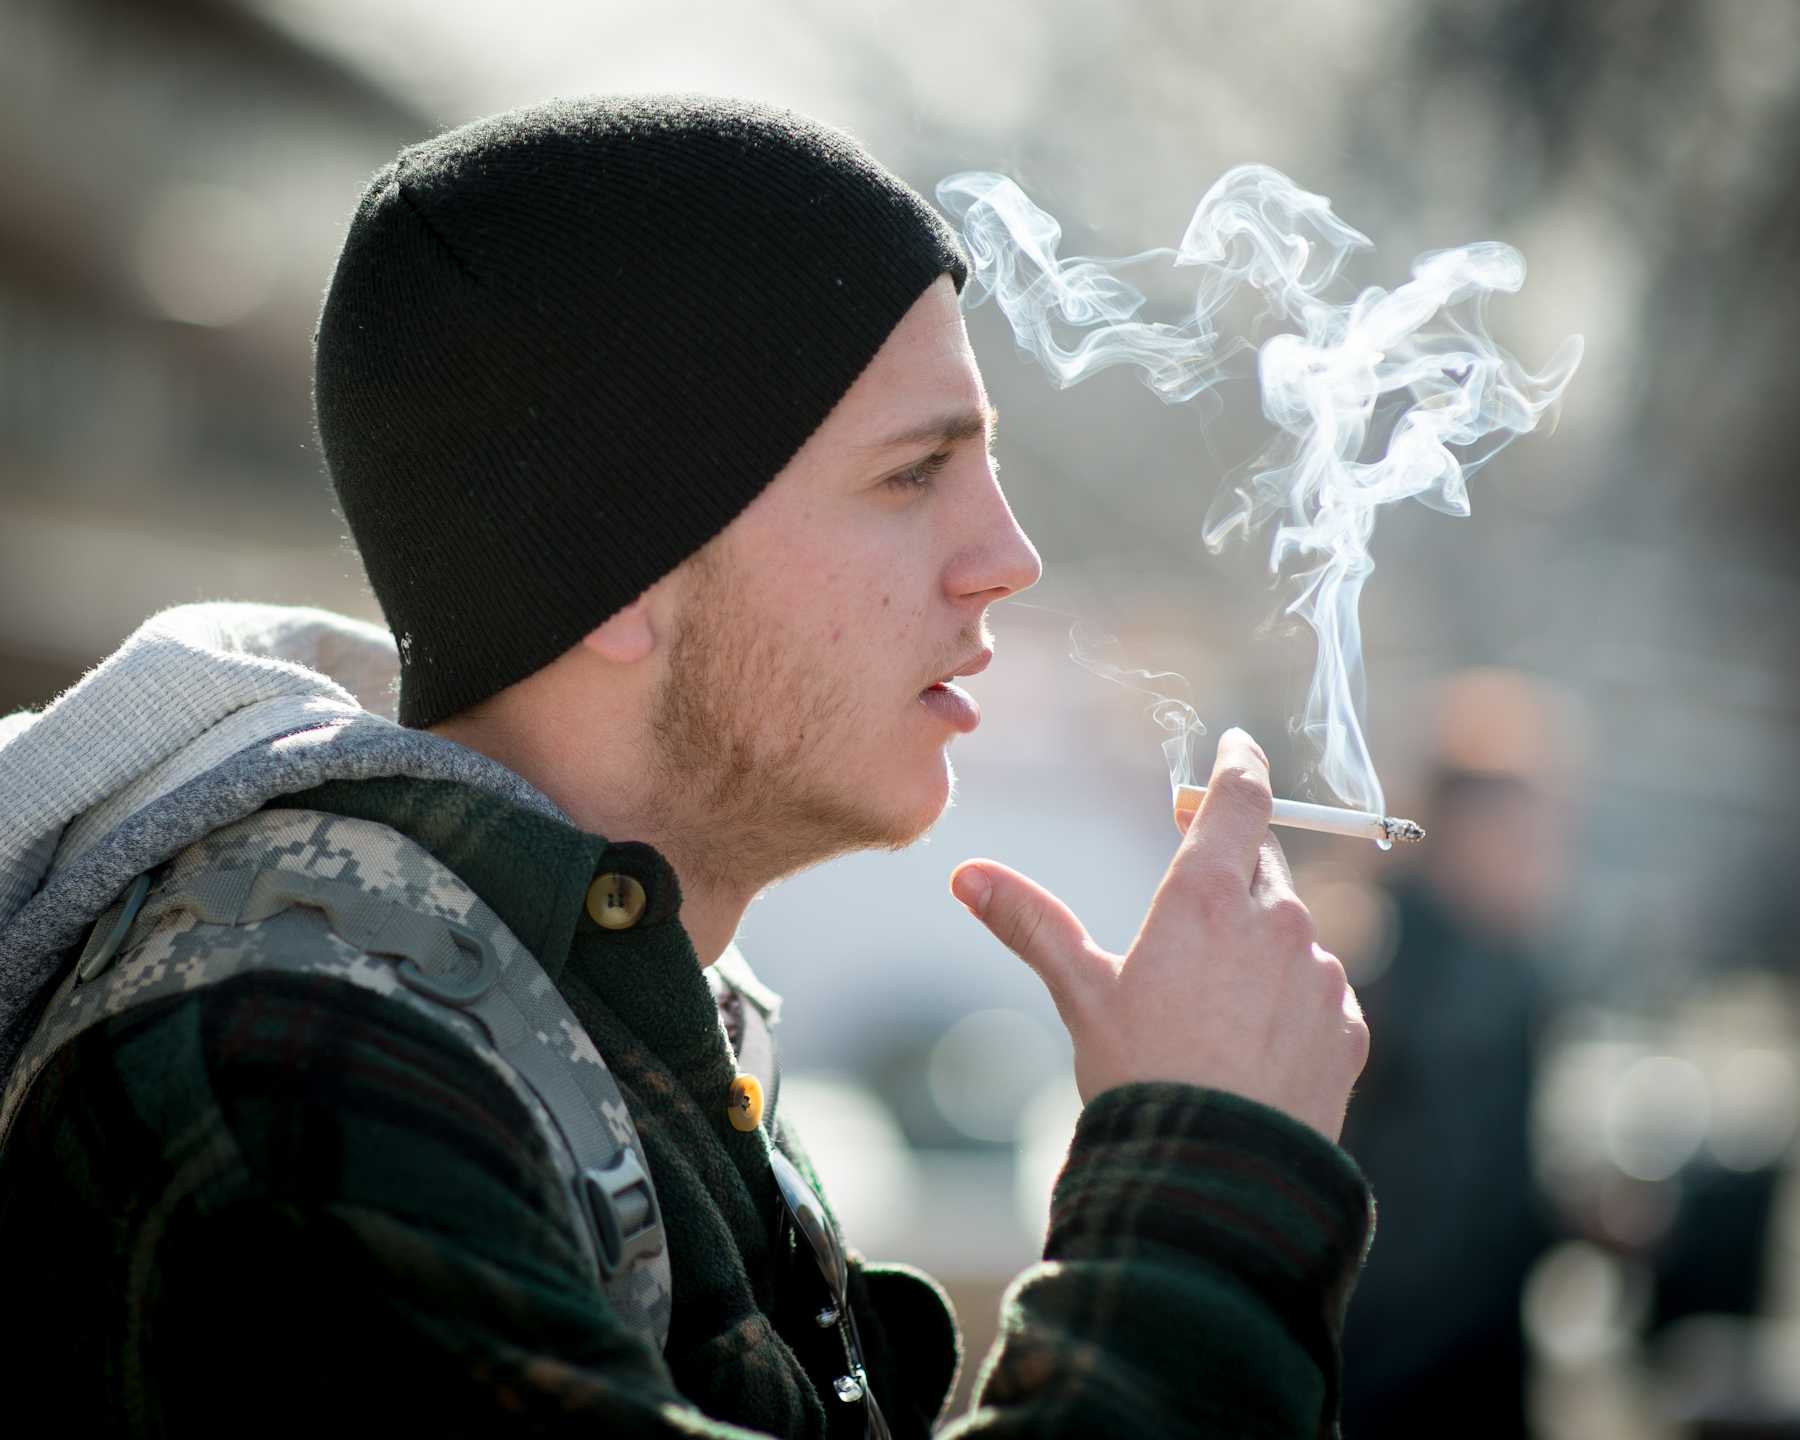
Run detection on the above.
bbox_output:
[727,1073,764,1132]
[586,873,647,930]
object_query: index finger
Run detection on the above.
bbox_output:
[1177,728,1274,890]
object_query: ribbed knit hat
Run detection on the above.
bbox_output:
[315,94,967,730]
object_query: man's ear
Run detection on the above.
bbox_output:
[582,599,656,665]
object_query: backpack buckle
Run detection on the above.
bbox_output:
[582,1147,661,1278]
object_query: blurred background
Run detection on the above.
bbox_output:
[3,0,1797,1433]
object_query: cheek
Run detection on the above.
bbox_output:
[739,514,935,675]
[817,564,929,649]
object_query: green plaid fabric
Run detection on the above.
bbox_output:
[0,775,1372,1438]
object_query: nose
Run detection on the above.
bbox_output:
[945,466,1042,604]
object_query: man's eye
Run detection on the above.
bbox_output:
[887,451,953,492]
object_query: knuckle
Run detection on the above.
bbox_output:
[1267,895,1316,948]
[1315,946,1371,1066]
[1212,764,1274,815]
[1003,902,1047,962]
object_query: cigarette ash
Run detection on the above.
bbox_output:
[1381,815,1428,845]
[940,166,1582,818]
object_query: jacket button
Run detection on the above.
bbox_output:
[727,1073,764,1131]
[586,873,647,930]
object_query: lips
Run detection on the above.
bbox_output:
[930,648,993,688]
[919,647,990,734]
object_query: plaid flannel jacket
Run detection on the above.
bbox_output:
[0,774,1373,1438]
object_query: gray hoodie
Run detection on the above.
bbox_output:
[0,601,569,1084]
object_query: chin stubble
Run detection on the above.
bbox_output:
[646,558,924,892]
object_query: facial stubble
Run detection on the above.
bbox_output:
[647,550,943,895]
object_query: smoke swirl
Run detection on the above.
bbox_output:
[940,165,1583,814]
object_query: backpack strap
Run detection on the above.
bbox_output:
[1,808,672,1353]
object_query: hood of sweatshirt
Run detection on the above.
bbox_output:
[0,601,571,1081]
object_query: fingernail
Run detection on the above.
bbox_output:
[952,868,991,916]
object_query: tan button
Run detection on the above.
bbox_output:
[586,873,647,930]
[727,1073,765,1132]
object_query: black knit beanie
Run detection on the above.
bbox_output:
[314,94,967,730]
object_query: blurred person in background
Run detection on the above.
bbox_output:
[0,96,1372,1439]
[1337,668,1575,1438]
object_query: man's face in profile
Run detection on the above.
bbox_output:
[648,276,1042,886]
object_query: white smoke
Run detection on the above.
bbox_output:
[940,165,1583,815]
[1062,616,1207,789]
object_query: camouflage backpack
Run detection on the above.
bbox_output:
[0,807,674,1351]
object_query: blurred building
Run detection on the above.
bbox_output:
[0,0,427,711]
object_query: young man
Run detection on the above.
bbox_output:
[0,96,1371,1436]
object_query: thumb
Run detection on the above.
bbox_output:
[950,860,1099,991]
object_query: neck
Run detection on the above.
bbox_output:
[642,862,755,970]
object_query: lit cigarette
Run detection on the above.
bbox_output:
[1173,785,1426,847]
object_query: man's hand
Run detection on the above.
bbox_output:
[949,728,1369,1143]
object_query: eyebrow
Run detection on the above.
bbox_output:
[863,404,998,453]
